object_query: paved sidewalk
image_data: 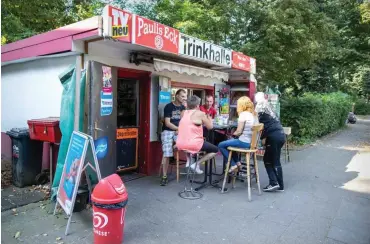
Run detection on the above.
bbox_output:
[2,117,370,244]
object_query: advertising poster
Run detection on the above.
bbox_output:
[94,136,108,160]
[214,84,230,115]
[54,131,102,235]
[159,91,171,104]
[101,92,113,116]
[58,132,87,215]
[102,66,112,93]
[101,66,113,116]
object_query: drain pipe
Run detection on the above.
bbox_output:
[98,16,103,37]
[74,55,82,131]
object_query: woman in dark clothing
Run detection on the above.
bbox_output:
[254,92,286,192]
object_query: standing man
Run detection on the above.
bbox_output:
[160,89,187,186]
[200,95,217,119]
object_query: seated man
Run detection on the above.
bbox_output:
[200,95,217,139]
[200,95,217,119]
[176,95,218,174]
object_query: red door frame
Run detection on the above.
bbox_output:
[118,68,151,175]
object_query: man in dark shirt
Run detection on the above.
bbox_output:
[160,89,187,186]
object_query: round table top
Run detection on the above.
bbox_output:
[212,123,237,130]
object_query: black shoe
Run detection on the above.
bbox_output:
[276,187,284,192]
[160,176,168,186]
[276,166,284,191]
[263,184,280,192]
[169,157,176,165]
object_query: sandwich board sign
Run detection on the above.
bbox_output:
[53,131,102,235]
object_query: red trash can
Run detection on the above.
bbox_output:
[91,174,128,244]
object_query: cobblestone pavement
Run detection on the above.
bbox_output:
[2,117,370,244]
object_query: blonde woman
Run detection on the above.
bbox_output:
[218,96,258,172]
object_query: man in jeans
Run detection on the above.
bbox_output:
[160,89,187,186]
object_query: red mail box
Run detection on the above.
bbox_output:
[27,117,62,143]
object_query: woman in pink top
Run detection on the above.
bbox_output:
[177,95,218,174]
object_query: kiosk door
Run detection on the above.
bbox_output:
[87,61,117,178]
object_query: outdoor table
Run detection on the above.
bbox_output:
[193,123,237,191]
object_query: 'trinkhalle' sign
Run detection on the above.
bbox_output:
[179,34,232,68]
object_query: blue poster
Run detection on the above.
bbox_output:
[159,91,171,104]
[63,133,87,199]
[94,136,108,159]
[101,91,113,116]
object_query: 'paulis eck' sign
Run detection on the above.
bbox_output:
[134,15,179,54]
[179,34,232,68]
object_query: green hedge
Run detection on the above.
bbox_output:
[354,99,370,115]
[280,92,351,144]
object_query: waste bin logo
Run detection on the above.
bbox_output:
[114,183,125,194]
[93,212,109,229]
[94,137,108,159]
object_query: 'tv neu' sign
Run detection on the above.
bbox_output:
[179,34,232,68]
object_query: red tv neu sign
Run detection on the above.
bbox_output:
[103,5,132,43]
[134,15,179,54]
[232,52,256,74]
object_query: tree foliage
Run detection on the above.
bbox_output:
[2,0,370,100]
[1,0,70,43]
[1,0,103,44]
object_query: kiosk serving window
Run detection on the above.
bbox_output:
[117,78,139,127]
[116,78,139,172]
[171,88,205,104]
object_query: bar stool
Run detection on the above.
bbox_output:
[178,150,204,200]
[158,145,187,182]
[221,124,264,202]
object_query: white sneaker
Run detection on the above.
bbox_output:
[186,155,195,167]
[186,159,190,167]
[190,163,203,174]
[228,165,238,173]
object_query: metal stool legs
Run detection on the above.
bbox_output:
[178,153,203,200]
